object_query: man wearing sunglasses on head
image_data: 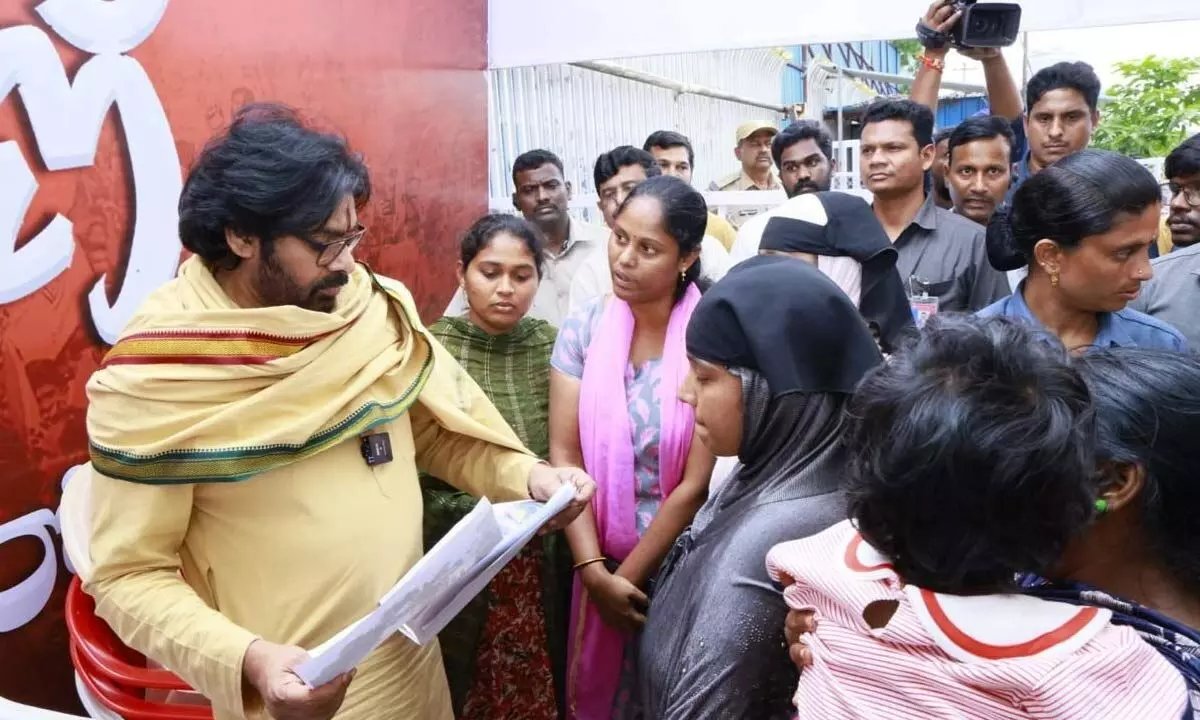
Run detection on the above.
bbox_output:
[1130,133,1200,347]
[79,103,595,720]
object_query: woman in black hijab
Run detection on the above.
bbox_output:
[627,254,883,719]
[756,191,914,353]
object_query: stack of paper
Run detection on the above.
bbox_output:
[295,484,574,687]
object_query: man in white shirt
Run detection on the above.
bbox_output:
[567,146,729,314]
[444,149,609,325]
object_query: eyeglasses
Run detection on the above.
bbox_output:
[302,224,367,267]
[1162,182,1200,208]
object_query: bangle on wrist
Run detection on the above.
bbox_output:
[918,54,946,72]
[573,557,606,572]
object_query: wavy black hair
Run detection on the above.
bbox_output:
[771,120,834,168]
[862,98,935,148]
[615,175,709,302]
[1025,61,1102,113]
[1075,348,1200,598]
[179,103,370,270]
[947,115,1015,165]
[594,146,661,190]
[986,149,1160,271]
[512,149,565,185]
[643,130,695,167]
[1165,133,1200,181]
[845,314,1096,594]
[459,213,546,278]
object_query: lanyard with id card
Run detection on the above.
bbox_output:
[907,276,939,329]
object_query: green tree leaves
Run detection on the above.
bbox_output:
[1092,56,1200,158]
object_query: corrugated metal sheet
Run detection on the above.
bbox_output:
[782,64,805,108]
[936,96,990,130]
[783,41,902,107]
[488,49,786,215]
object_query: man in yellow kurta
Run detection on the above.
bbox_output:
[82,104,594,720]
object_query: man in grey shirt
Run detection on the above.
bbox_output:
[861,98,1010,312]
[1129,242,1200,348]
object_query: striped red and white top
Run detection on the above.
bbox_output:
[766,521,1188,719]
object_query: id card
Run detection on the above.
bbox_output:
[909,293,938,328]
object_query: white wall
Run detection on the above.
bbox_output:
[489,0,1200,69]
[488,49,786,223]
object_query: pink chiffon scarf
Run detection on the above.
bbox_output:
[567,285,700,719]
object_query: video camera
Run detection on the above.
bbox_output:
[918,0,1023,49]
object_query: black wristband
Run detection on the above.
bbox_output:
[916,20,949,50]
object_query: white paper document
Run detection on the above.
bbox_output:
[295,484,574,687]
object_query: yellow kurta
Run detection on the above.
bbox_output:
[704,212,738,252]
[83,262,539,720]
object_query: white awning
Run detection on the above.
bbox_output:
[488,0,1200,69]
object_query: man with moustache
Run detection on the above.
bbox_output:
[80,104,595,720]
[944,116,1024,291]
[727,119,838,264]
[710,121,783,229]
[569,146,729,311]
[1155,134,1200,254]
[644,130,739,251]
[945,115,1014,227]
[860,98,1008,313]
[1130,133,1200,346]
[444,149,609,325]
[773,120,836,198]
[1011,61,1102,201]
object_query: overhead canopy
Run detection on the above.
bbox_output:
[488,0,1200,69]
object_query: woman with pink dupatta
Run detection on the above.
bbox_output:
[549,175,716,719]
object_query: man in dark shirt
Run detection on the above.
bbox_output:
[930,128,954,210]
[945,116,1014,228]
[1009,61,1102,201]
[861,98,1009,313]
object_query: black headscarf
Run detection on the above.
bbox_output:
[758,191,915,353]
[633,256,885,719]
[686,253,882,396]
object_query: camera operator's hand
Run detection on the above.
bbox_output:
[959,46,1003,62]
[921,0,963,55]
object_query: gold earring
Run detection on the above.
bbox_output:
[680,269,687,283]
[1041,264,1059,287]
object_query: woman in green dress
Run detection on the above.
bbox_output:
[424,213,568,719]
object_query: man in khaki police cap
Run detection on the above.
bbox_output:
[710,121,783,228]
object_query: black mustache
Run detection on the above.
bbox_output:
[315,273,349,291]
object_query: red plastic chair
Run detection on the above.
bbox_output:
[65,576,213,720]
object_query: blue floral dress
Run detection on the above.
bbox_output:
[551,297,666,536]
[552,296,674,716]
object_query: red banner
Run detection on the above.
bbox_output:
[0,0,486,710]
